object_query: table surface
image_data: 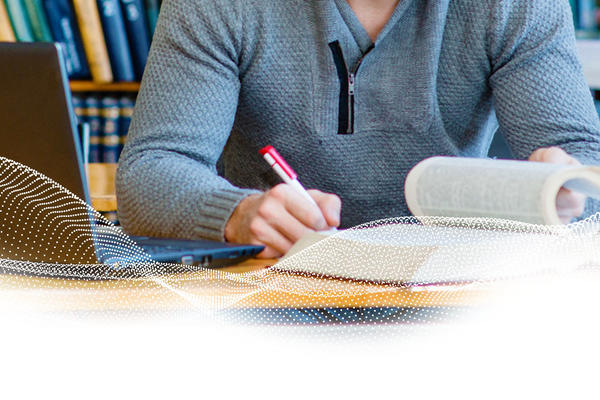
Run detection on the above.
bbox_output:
[0,257,484,314]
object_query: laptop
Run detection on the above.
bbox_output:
[0,42,263,273]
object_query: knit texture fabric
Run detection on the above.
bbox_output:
[117,0,600,241]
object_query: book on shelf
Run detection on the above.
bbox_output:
[72,0,113,83]
[42,0,90,78]
[73,93,133,163]
[144,0,159,37]
[571,0,600,35]
[4,0,35,41]
[120,0,150,80]
[0,0,15,41]
[118,95,134,156]
[6,0,162,83]
[100,95,121,162]
[84,95,102,162]
[22,0,53,42]
[96,0,135,82]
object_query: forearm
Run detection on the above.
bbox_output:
[116,0,256,240]
[117,150,259,241]
[489,0,600,163]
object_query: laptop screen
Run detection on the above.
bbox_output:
[0,42,89,202]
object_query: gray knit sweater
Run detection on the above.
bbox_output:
[117,0,600,241]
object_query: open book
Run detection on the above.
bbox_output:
[277,222,599,285]
[405,156,600,225]
[275,157,600,285]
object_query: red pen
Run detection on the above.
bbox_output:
[259,145,318,207]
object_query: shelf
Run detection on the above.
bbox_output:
[577,39,600,90]
[69,81,141,92]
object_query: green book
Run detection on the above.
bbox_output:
[568,0,578,28]
[22,0,52,41]
[3,0,34,41]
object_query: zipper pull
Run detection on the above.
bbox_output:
[348,73,355,95]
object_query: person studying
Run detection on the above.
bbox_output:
[117,0,600,258]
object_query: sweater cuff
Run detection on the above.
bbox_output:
[193,187,261,242]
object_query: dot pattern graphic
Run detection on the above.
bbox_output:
[1,157,599,331]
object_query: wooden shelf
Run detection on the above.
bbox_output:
[69,81,141,92]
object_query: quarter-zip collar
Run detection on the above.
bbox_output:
[332,0,416,52]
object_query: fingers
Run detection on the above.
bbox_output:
[529,147,585,224]
[224,184,342,258]
[270,184,329,231]
[556,187,586,224]
[308,190,342,227]
[529,147,581,166]
[249,217,292,258]
[256,191,315,243]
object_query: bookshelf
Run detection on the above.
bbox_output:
[71,82,140,216]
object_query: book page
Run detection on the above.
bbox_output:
[274,220,593,285]
[405,157,592,225]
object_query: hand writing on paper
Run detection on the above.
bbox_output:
[225,184,341,258]
[529,147,586,224]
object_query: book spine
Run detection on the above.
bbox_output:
[569,0,579,29]
[96,0,135,82]
[84,95,102,163]
[119,0,149,80]
[578,0,597,31]
[100,96,120,163]
[4,0,35,41]
[72,0,113,83]
[21,0,52,41]
[72,93,85,121]
[71,94,89,163]
[143,0,158,37]
[42,0,91,78]
[0,0,16,41]
[118,95,134,159]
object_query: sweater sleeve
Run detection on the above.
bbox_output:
[116,0,259,241]
[487,0,600,218]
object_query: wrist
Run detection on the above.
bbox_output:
[224,193,261,242]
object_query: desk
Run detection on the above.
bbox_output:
[0,257,483,325]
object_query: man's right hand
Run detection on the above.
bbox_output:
[224,184,342,258]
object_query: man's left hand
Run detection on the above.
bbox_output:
[528,147,586,224]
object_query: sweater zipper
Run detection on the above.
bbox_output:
[347,72,355,134]
[329,41,374,134]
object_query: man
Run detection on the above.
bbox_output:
[116,0,600,258]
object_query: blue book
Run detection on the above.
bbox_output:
[117,95,134,160]
[143,0,158,37]
[71,93,84,122]
[4,0,35,41]
[119,0,150,80]
[84,94,102,163]
[42,0,90,78]
[100,96,121,163]
[569,0,579,29]
[577,0,597,31]
[96,0,135,82]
